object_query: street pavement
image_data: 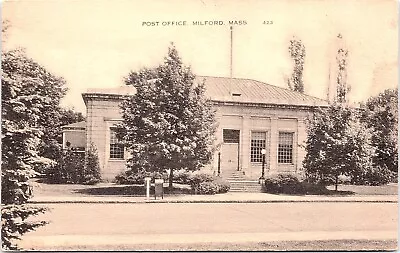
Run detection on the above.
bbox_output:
[20,202,398,250]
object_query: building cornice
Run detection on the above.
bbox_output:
[211,100,329,110]
[82,93,128,105]
[82,93,328,110]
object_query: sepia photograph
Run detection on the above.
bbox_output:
[1,0,398,251]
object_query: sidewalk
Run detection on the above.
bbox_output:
[29,191,398,204]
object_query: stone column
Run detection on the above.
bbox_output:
[213,114,223,172]
[241,115,250,173]
[269,116,278,174]
[296,118,307,175]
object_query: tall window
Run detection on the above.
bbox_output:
[110,129,124,159]
[278,132,293,164]
[251,132,266,163]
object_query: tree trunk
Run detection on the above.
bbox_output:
[335,174,338,191]
[169,168,174,190]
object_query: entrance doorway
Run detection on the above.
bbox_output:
[221,129,240,171]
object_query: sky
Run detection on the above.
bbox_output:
[2,0,398,114]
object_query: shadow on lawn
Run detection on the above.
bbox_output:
[263,190,356,196]
[74,185,193,196]
[301,184,356,195]
[304,189,355,196]
[262,184,356,196]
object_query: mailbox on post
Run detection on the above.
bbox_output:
[154,178,164,199]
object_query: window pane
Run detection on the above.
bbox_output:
[110,129,124,159]
[278,132,293,164]
[251,132,266,163]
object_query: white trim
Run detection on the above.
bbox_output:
[104,118,123,122]
[62,129,86,132]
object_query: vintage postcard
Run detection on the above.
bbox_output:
[2,0,398,251]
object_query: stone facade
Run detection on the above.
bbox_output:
[72,77,328,182]
[212,103,310,180]
[84,94,127,181]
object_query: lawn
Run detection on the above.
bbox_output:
[326,183,398,195]
[74,184,192,196]
[31,178,397,197]
[30,178,192,197]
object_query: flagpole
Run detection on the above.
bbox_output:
[230,26,233,78]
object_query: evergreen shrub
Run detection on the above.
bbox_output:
[189,172,230,194]
[46,149,85,184]
[172,169,193,184]
[264,173,346,195]
[188,171,214,187]
[194,182,218,195]
[115,169,168,185]
[46,145,101,185]
[213,177,231,193]
[264,174,304,194]
[83,143,101,185]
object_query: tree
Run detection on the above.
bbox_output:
[335,34,349,103]
[1,41,85,164]
[303,104,375,190]
[119,44,217,189]
[361,89,398,174]
[288,38,306,93]
[1,46,73,162]
[1,48,52,249]
[59,108,85,126]
[83,143,101,185]
[2,19,10,42]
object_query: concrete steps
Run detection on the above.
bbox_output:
[226,175,247,181]
[222,170,263,193]
[228,180,263,192]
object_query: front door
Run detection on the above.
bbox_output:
[221,129,240,172]
[221,143,239,171]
